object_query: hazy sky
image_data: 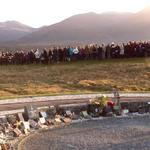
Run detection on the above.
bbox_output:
[0,0,150,27]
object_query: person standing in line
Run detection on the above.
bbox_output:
[102,43,106,59]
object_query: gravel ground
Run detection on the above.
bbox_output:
[21,115,150,150]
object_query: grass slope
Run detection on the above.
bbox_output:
[0,58,150,99]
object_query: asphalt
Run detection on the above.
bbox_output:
[0,93,150,114]
[20,115,150,150]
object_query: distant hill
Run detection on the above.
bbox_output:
[18,12,133,45]
[3,6,150,45]
[0,21,36,42]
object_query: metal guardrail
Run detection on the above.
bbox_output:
[1,93,150,105]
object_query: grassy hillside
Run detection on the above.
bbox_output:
[0,58,150,99]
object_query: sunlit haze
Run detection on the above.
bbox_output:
[0,0,150,27]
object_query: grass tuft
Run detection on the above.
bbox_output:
[0,58,150,99]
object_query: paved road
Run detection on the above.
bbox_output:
[0,93,150,114]
[21,115,150,150]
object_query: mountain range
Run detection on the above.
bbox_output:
[0,6,150,46]
[0,21,36,43]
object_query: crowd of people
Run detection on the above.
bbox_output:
[0,41,150,65]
